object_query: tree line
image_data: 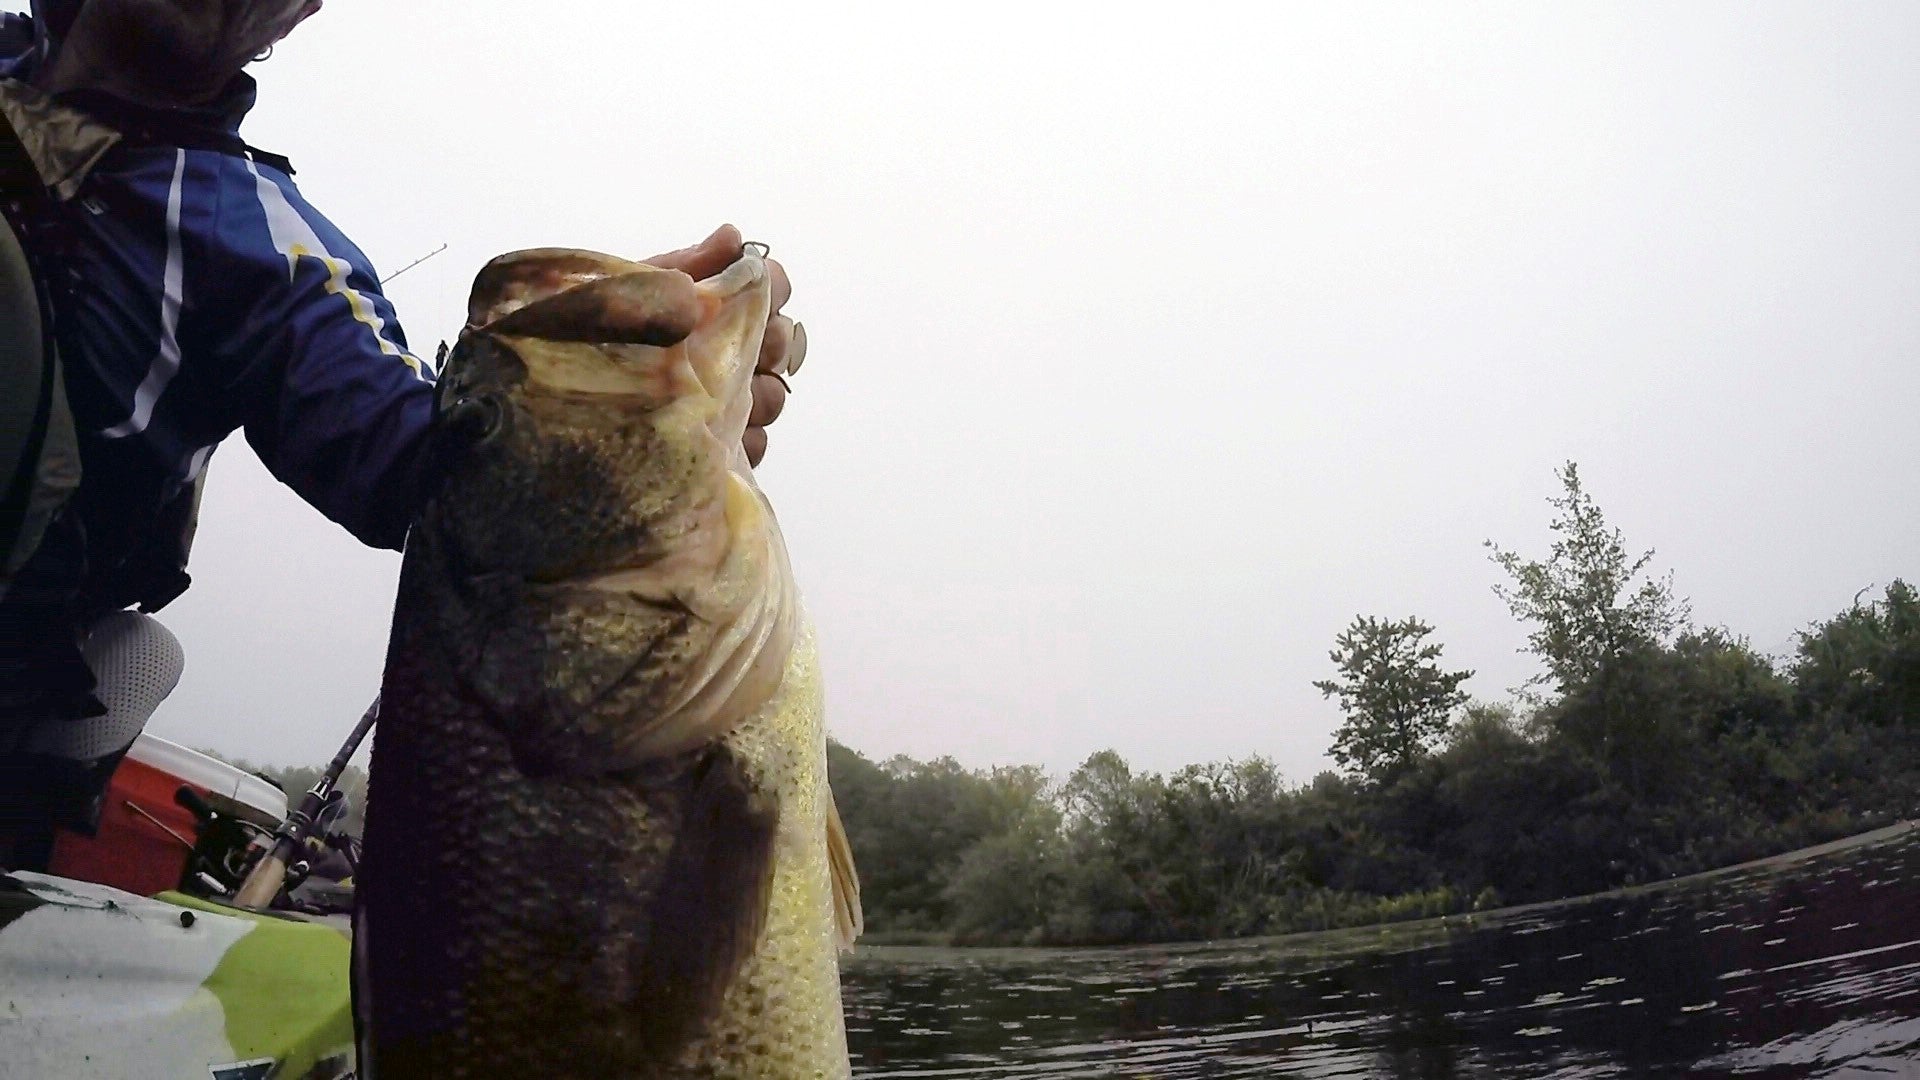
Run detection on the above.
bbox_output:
[829,463,1920,946]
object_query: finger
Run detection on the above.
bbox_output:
[643,224,743,280]
[749,371,788,427]
[765,256,793,315]
[743,425,768,467]
[759,315,793,374]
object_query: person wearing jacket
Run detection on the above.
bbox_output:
[0,0,806,870]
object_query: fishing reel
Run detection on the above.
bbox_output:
[171,784,276,899]
[169,697,376,915]
[173,784,358,913]
[283,790,358,893]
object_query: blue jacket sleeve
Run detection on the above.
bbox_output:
[214,164,439,552]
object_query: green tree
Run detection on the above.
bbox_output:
[1052,750,1162,942]
[1446,700,1526,751]
[825,745,1015,932]
[941,781,1065,945]
[1486,461,1690,697]
[1314,616,1473,784]
[1794,580,1920,728]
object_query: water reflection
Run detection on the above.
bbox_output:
[844,824,1920,1077]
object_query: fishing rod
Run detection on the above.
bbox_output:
[232,694,379,910]
[380,242,447,285]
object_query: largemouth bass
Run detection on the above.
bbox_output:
[358,247,862,1079]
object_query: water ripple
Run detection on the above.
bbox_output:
[845,825,1920,1078]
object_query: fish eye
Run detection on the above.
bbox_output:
[442,393,506,445]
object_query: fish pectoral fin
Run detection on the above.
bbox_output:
[826,788,864,948]
[627,747,780,1054]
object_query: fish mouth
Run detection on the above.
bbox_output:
[684,254,771,440]
[467,248,766,340]
[465,248,770,422]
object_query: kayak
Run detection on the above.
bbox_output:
[0,732,357,1079]
[0,871,354,1080]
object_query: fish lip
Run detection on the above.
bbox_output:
[706,253,767,300]
[685,253,772,425]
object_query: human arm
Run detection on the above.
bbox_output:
[218,170,438,552]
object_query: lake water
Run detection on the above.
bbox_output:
[843,823,1920,1078]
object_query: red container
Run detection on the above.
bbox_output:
[47,734,289,897]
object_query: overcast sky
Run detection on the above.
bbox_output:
[70,2,1918,781]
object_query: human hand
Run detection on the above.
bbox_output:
[643,224,806,467]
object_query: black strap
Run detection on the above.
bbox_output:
[0,92,55,248]
[0,106,60,572]
[0,83,83,300]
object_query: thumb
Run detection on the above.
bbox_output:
[643,224,744,280]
